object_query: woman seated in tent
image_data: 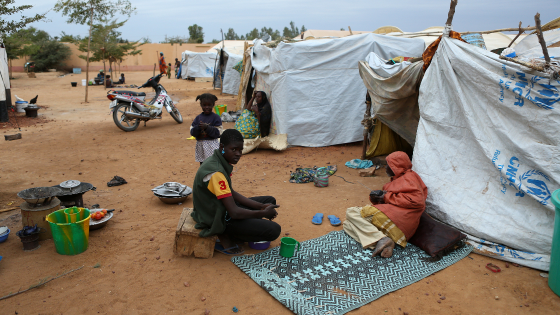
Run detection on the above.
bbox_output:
[343,151,427,258]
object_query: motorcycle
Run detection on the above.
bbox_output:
[107,74,183,131]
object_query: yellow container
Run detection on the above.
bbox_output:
[214,104,227,116]
[46,207,90,255]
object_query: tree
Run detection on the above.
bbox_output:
[224,28,239,40]
[283,21,300,38]
[245,28,260,40]
[30,40,72,71]
[340,27,346,31]
[54,0,136,102]
[301,25,307,33]
[0,0,47,36]
[59,31,82,43]
[161,35,189,45]
[210,39,220,44]
[260,27,281,40]
[75,19,142,84]
[188,24,204,43]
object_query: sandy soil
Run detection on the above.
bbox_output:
[0,71,558,314]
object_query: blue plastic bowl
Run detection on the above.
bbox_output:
[0,229,10,243]
[248,241,270,250]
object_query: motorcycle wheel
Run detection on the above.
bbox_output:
[113,103,140,131]
[169,105,183,124]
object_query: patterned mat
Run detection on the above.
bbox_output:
[232,231,472,315]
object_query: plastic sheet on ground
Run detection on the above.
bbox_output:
[413,36,560,271]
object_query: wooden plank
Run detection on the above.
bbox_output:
[0,207,19,213]
[174,207,216,259]
[176,208,191,232]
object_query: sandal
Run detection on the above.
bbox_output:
[312,213,324,225]
[107,175,127,187]
[327,215,342,226]
[214,243,244,256]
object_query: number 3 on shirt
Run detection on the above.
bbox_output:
[218,180,227,190]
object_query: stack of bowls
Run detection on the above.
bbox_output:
[152,182,192,204]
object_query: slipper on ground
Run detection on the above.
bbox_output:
[312,213,324,225]
[327,215,342,226]
[214,243,244,256]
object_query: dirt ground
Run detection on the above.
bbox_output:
[0,71,558,314]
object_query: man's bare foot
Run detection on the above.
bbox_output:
[372,237,395,258]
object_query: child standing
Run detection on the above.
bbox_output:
[167,63,172,79]
[191,93,222,164]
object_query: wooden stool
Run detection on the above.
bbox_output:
[174,208,217,259]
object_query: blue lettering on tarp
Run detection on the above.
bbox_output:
[492,150,552,204]
[498,67,559,110]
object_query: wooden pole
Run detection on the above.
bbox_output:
[361,92,372,160]
[85,7,93,102]
[445,0,458,26]
[508,22,524,48]
[219,29,224,95]
[153,63,156,77]
[461,26,536,35]
[348,26,353,36]
[534,13,551,65]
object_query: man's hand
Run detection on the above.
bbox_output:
[369,190,386,205]
[260,203,274,210]
[262,204,279,220]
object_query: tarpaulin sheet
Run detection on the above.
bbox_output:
[358,59,423,145]
[0,47,9,101]
[413,36,560,270]
[251,33,425,147]
[222,51,243,95]
[181,51,217,79]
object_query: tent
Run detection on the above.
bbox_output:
[180,51,217,79]
[297,29,373,40]
[250,33,425,147]
[412,36,560,271]
[208,40,251,55]
[213,49,244,95]
[0,44,11,122]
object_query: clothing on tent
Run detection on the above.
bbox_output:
[422,30,466,71]
[345,159,373,169]
[376,152,427,240]
[289,165,337,184]
[366,120,413,158]
[413,36,560,270]
[233,60,244,74]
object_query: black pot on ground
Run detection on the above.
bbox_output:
[71,82,77,87]
[24,106,39,117]
[16,226,43,251]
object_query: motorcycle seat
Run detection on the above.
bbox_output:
[114,90,146,97]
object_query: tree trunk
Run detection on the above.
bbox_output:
[85,7,94,102]
[103,51,106,90]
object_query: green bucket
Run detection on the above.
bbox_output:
[214,104,227,116]
[46,207,90,255]
[549,189,560,296]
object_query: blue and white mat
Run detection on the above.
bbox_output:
[232,231,472,315]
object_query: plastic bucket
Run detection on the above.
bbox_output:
[214,104,227,116]
[15,101,28,113]
[280,237,301,258]
[82,79,86,86]
[549,189,560,296]
[46,207,90,255]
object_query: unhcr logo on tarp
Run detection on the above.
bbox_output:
[492,150,552,205]
[498,64,559,110]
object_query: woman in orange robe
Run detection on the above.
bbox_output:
[159,52,167,75]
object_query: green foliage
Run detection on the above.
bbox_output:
[210,39,220,44]
[245,28,259,40]
[0,0,47,36]
[140,37,151,44]
[188,24,204,43]
[54,0,136,25]
[4,27,50,61]
[282,21,300,38]
[59,31,82,43]
[224,28,238,40]
[340,27,346,31]
[30,40,72,71]
[161,35,189,45]
[76,19,142,67]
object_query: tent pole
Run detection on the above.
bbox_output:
[534,13,551,65]
[362,92,372,160]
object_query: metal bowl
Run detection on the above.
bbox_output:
[17,187,63,206]
[89,210,113,230]
[156,195,189,204]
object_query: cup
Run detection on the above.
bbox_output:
[280,237,301,258]
[64,207,84,223]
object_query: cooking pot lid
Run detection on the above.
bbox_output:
[60,180,81,189]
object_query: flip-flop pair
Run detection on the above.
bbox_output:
[214,243,244,256]
[312,213,341,226]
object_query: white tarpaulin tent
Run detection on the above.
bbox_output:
[0,45,9,101]
[180,51,217,79]
[413,36,560,270]
[251,33,425,147]
[221,51,243,95]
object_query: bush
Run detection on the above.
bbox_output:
[30,41,72,71]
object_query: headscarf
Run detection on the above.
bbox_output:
[386,151,413,180]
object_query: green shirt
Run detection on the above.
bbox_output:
[191,150,234,237]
